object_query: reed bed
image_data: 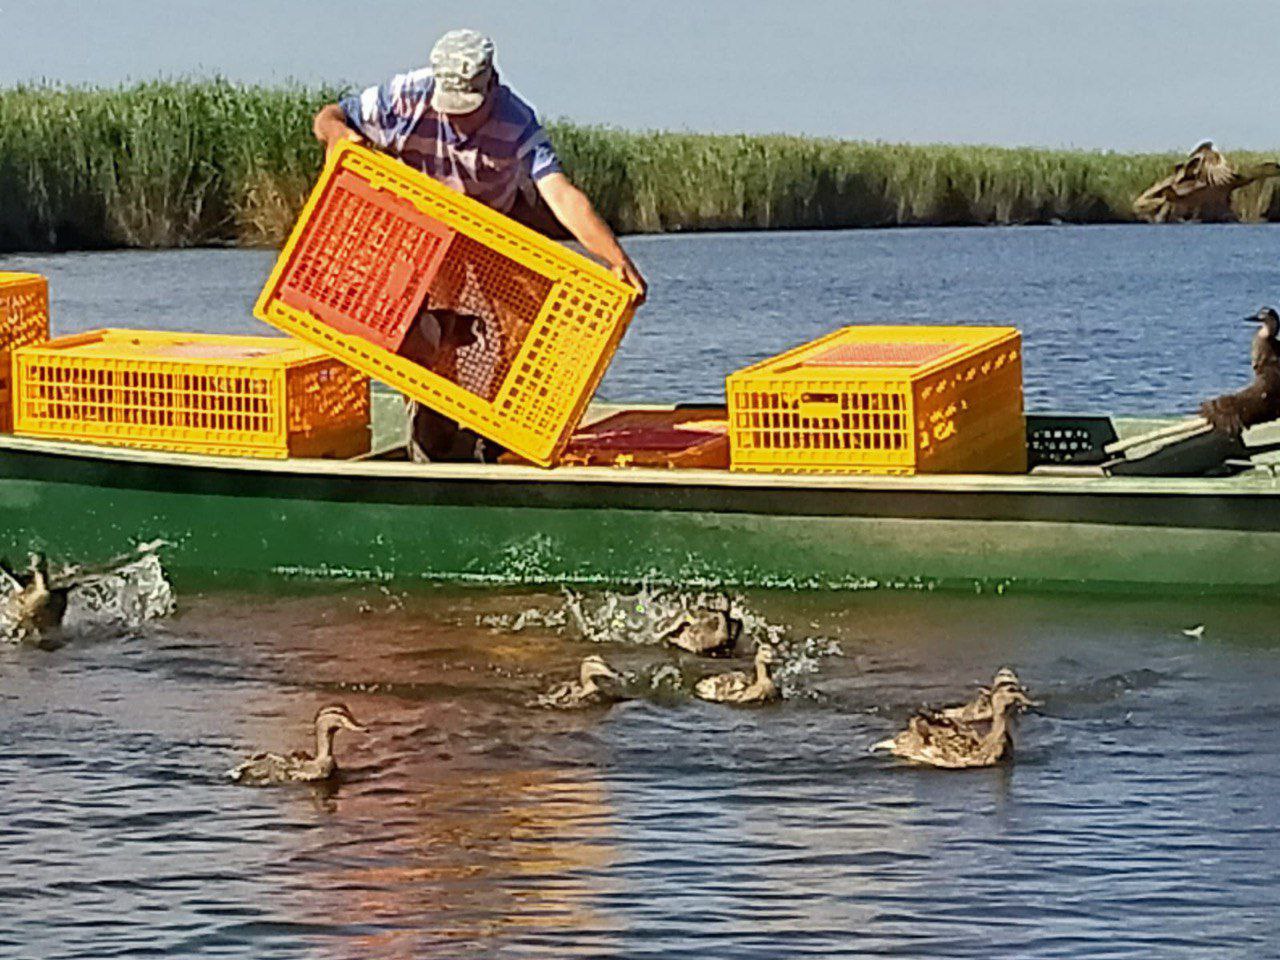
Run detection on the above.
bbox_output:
[1,80,1278,251]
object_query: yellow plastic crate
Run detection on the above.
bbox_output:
[253,140,639,467]
[727,325,1026,475]
[1,272,50,432]
[13,330,370,459]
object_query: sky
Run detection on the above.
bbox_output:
[3,0,1279,152]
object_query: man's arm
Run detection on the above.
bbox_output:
[313,103,366,156]
[536,173,647,303]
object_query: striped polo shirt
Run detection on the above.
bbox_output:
[339,68,562,214]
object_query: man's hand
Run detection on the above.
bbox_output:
[611,257,647,304]
[313,103,367,157]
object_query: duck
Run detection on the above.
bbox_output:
[0,555,66,641]
[870,685,1038,769]
[659,597,743,657]
[1199,307,1280,437]
[694,643,779,704]
[1134,141,1280,223]
[535,655,625,708]
[936,666,1028,722]
[227,704,367,785]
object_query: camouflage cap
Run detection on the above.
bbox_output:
[430,29,496,115]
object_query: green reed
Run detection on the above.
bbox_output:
[1,80,1277,251]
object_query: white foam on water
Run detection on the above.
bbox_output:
[482,584,844,700]
[62,552,176,634]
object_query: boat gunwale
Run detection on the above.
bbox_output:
[3,430,1280,500]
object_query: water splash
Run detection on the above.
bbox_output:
[487,585,844,701]
[1,549,176,643]
[63,552,175,634]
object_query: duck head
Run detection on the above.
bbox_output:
[989,685,1040,715]
[314,703,367,737]
[579,655,622,685]
[1246,306,1280,339]
[754,644,777,667]
[990,666,1022,689]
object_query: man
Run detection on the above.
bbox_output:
[313,29,646,462]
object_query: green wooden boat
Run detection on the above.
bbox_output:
[2,390,1278,595]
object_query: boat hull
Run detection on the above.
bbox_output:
[2,436,1279,594]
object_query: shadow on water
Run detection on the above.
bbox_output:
[3,581,1279,957]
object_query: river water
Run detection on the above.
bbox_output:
[2,226,1280,958]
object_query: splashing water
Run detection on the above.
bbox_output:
[62,552,175,634]
[0,550,175,643]
[486,585,844,701]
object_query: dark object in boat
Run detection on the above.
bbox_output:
[1199,307,1280,438]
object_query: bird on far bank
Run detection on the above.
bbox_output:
[694,643,780,705]
[1134,141,1280,223]
[659,597,743,657]
[935,666,1030,723]
[535,655,626,708]
[1199,307,1280,437]
[227,704,367,786]
[870,685,1039,769]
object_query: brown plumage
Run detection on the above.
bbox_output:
[228,704,367,785]
[0,554,76,642]
[1200,307,1280,437]
[871,686,1038,769]
[1134,142,1280,223]
[693,644,779,704]
[935,667,1028,722]
[535,655,625,709]
[659,598,743,657]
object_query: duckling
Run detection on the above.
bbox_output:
[936,666,1028,722]
[694,643,779,704]
[227,704,366,785]
[659,596,743,657]
[536,655,625,709]
[870,685,1038,769]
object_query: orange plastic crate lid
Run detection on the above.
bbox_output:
[571,410,727,453]
[806,341,961,367]
[276,169,455,351]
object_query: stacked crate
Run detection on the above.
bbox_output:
[0,272,50,432]
[254,140,640,467]
[727,326,1026,475]
[12,330,370,459]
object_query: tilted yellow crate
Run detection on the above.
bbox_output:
[13,330,370,459]
[1,272,50,432]
[727,325,1026,475]
[253,140,639,467]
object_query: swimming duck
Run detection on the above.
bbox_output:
[694,643,779,704]
[1134,141,1280,223]
[936,666,1028,722]
[870,685,1038,769]
[227,704,367,785]
[0,555,66,641]
[1200,307,1280,437]
[536,655,625,708]
[659,597,743,657]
